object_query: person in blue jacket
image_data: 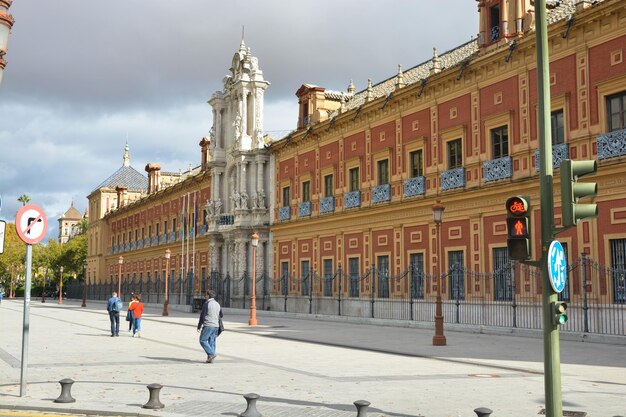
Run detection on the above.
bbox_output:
[106,291,122,337]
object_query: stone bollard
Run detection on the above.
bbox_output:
[142,383,165,409]
[239,393,262,417]
[474,407,493,416]
[54,378,76,403]
[354,400,370,417]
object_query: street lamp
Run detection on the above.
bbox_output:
[117,256,123,297]
[249,231,259,326]
[163,248,171,316]
[58,266,64,304]
[82,260,87,308]
[432,200,446,346]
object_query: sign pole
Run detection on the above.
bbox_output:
[20,244,33,397]
[536,1,563,415]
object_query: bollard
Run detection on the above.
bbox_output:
[239,393,262,417]
[354,400,370,417]
[142,383,165,409]
[54,378,76,403]
[474,407,493,417]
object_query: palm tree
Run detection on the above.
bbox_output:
[17,194,31,206]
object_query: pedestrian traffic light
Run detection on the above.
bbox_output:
[552,301,568,325]
[506,195,531,260]
[560,159,598,228]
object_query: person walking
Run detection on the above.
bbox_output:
[197,290,222,363]
[129,294,144,337]
[126,295,137,333]
[106,291,122,337]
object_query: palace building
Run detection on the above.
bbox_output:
[86,0,626,323]
[268,0,626,314]
[86,40,271,305]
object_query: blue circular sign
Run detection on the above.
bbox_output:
[548,241,567,293]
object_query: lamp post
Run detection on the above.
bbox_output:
[432,200,446,346]
[58,266,64,304]
[163,248,171,316]
[82,260,87,308]
[42,268,47,303]
[117,256,123,297]
[249,232,259,326]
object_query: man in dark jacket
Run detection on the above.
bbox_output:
[106,291,121,337]
[197,290,222,363]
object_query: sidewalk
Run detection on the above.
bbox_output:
[0,298,624,417]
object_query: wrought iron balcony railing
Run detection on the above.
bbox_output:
[403,176,425,197]
[441,167,466,191]
[372,184,391,203]
[597,128,626,160]
[278,206,291,221]
[344,191,361,209]
[320,196,335,213]
[298,201,312,217]
[484,156,512,182]
[535,143,569,172]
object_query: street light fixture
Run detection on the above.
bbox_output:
[163,248,171,316]
[249,231,259,326]
[82,260,87,308]
[117,256,123,297]
[58,266,64,304]
[432,200,446,346]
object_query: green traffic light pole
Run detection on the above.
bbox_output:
[535,1,563,416]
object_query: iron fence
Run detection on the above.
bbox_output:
[65,255,625,336]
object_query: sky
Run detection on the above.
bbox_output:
[0,0,478,241]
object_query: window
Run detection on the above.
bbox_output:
[141,227,145,240]
[148,225,152,237]
[164,220,168,234]
[490,5,500,42]
[377,159,389,185]
[111,236,114,248]
[172,219,177,233]
[134,230,138,241]
[449,251,465,300]
[493,247,512,301]
[324,174,333,197]
[551,110,565,145]
[281,262,290,296]
[609,239,626,303]
[377,255,390,298]
[410,253,424,299]
[349,167,360,192]
[409,150,423,178]
[491,126,509,159]
[323,259,333,297]
[448,139,463,169]
[156,223,160,236]
[349,257,360,298]
[301,260,310,296]
[282,186,290,207]
[302,181,311,202]
[607,91,626,131]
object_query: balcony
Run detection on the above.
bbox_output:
[320,196,335,214]
[125,243,130,252]
[597,128,626,160]
[160,233,167,244]
[137,240,143,249]
[219,214,234,225]
[200,225,208,236]
[372,184,391,203]
[404,176,425,198]
[298,201,312,217]
[145,238,151,248]
[535,143,569,172]
[484,156,512,182]
[344,191,361,209]
[169,231,176,242]
[131,241,137,251]
[151,236,159,246]
[278,206,291,221]
[441,167,466,191]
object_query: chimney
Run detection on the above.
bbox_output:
[199,136,211,171]
[145,163,161,194]
[115,186,127,208]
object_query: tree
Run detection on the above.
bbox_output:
[17,194,31,206]
[0,223,26,296]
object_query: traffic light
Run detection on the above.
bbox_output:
[552,301,568,326]
[560,159,598,228]
[506,195,531,260]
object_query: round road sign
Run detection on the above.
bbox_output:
[15,204,48,245]
[548,240,567,293]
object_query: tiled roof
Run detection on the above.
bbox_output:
[62,205,82,220]
[93,165,147,193]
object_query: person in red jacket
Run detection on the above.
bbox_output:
[129,294,144,337]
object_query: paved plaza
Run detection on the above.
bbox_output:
[0,298,624,417]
